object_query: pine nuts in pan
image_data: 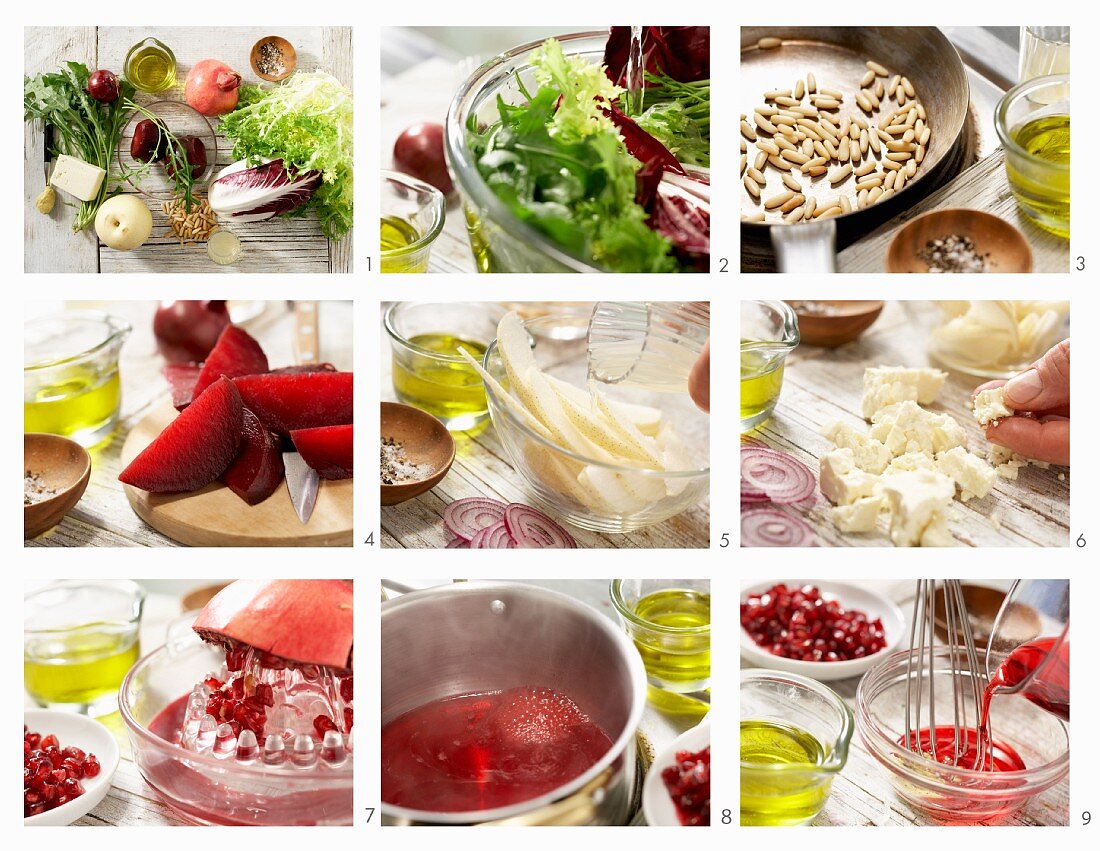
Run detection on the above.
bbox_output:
[829,163,853,184]
[758,37,783,49]
[744,211,766,222]
[784,205,806,223]
[764,190,795,209]
[854,160,877,177]
[866,60,889,76]
[780,193,806,213]
[807,72,817,93]
[860,69,876,87]
[783,172,803,192]
[744,175,762,198]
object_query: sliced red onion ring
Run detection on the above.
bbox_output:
[443,497,507,541]
[742,508,818,547]
[446,537,470,549]
[740,447,816,505]
[470,521,517,549]
[504,503,577,549]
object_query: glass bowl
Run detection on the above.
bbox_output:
[740,669,852,826]
[994,74,1069,238]
[482,315,710,532]
[857,647,1069,823]
[446,31,612,273]
[117,101,218,200]
[381,170,446,273]
[119,639,352,825]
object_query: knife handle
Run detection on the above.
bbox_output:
[293,301,320,365]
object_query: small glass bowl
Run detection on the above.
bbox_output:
[741,669,853,826]
[381,170,446,273]
[384,301,504,431]
[117,102,218,200]
[24,580,144,716]
[740,300,799,433]
[482,315,710,533]
[857,647,1069,823]
[610,579,710,712]
[995,74,1069,238]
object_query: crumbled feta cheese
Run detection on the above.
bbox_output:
[935,446,997,502]
[861,366,948,419]
[973,387,1014,427]
[879,470,957,547]
[870,400,967,457]
[824,421,892,474]
[819,449,880,506]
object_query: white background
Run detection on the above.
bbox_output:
[9,2,1093,842]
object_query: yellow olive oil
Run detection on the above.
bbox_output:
[392,334,488,424]
[381,215,429,273]
[24,622,139,707]
[1008,114,1070,237]
[631,588,711,686]
[24,366,120,447]
[741,719,830,826]
[741,340,785,428]
[124,40,176,93]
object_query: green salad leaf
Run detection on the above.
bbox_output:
[219,71,354,239]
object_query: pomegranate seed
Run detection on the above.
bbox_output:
[340,676,353,703]
[83,756,100,778]
[24,728,98,817]
[40,734,59,750]
[313,715,338,738]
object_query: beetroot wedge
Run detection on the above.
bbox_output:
[222,407,285,504]
[271,363,336,375]
[192,325,270,401]
[291,425,353,480]
[162,363,202,411]
[193,579,354,670]
[120,376,243,493]
[233,372,353,435]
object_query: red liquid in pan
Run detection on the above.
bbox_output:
[381,686,614,812]
[903,637,1069,772]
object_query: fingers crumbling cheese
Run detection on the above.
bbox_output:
[818,365,1001,546]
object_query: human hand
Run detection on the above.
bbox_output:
[689,339,710,412]
[973,339,1069,466]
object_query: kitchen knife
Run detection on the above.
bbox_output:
[43,123,53,183]
[283,301,321,523]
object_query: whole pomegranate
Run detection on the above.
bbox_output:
[185,60,242,116]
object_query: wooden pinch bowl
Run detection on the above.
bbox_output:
[24,434,92,539]
[786,300,885,348]
[381,402,456,506]
[886,208,1033,273]
[250,36,297,82]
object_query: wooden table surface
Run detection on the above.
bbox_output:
[24,27,353,273]
[379,304,710,549]
[745,301,1069,547]
[741,579,1070,826]
[25,301,353,548]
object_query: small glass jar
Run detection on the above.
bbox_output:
[124,37,177,93]
[740,300,800,433]
[381,171,446,273]
[25,580,145,716]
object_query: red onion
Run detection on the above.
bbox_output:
[741,446,816,505]
[504,503,577,549]
[742,508,817,547]
[153,300,231,363]
[446,537,470,549]
[442,497,507,541]
[470,521,517,549]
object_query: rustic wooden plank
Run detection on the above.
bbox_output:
[24,27,100,272]
[26,301,353,548]
[25,28,352,273]
[746,301,1069,547]
[837,149,1069,273]
[379,304,710,549]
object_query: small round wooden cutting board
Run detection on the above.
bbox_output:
[120,402,353,547]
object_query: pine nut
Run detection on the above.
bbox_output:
[916,144,927,164]
[764,89,791,100]
[755,114,778,134]
[886,151,911,162]
[741,154,748,176]
[919,126,931,146]
[802,139,815,156]
[747,166,766,185]
[850,123,860,141]
[782,149,811,165]
[817,205,842,219]
[905,158,917,178]
[868,131,881,154]
[767,155,793,171]
[867,60,889,76]
[860,69,876,87]
[802,156,827,171]
[894,171,906,191]
[812,141,829,159]
[758,139,781,156]
[775,96,799,107]
[744,176,761,198]
[838,137,850,162]
[883,170,896,190]
[764,190,795,209]
[855,176,883,191]
[807,72,817,93]
[758,37,782,49]
[819,88,842,99]
[888,74,900,98]
[859,129,869,155]
[856,91,874,113]
[901,76,915,98]
[794,79,805,99]
[868,186,883,203]
[741,120,757,141]
[755,150,767,171]
[823,138,838,160]
[803,197,817,218]
[775,135,796,151]
[780,193,806,213]
[874,79,884,99]
[839,195,852,214]
[897,88,907,106]
[916,102,926,121]
[792,105,819,117]
[887,140,916,152]
[784,205,806,223]
[772,114,797,126]
[806,166,827,176]
[777,125,798,140]
[855,160,876,176]
[829,163,852,184]
[757,105,779,117]
[882,158,902,171]
[743,211,766,222]
[782,172,803,192]
[814,97,841,110]
[878,188,894,202]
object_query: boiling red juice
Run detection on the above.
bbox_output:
[903,637,1069,772]
[381,686,614,812]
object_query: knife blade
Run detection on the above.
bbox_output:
[43,123,53,184]
[283,301,321,524]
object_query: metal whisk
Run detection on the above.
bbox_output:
[904,580,989,768]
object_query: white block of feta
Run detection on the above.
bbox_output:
[870,400,967,457]
[49,154,106,203]
[819,448,880,506]
[879,469,956,547]
[935,446,997,501]
[823,421,892,474]
[861,366,948,419]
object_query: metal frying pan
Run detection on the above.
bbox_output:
[741,27,969,271]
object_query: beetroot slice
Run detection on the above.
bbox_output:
[271,363,336,375]
[290,424,353,480]
[192,325,270,401]
[119,376,243,493]
[223,407,285,504]
[233,372,353,435]
[163,363,202,411]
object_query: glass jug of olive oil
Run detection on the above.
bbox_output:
[124,37,177,93]
[741,301,800,433]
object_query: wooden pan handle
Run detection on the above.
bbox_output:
[293,301,320,365]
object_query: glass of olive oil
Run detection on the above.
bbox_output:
[384,302,505,431]
[124,37,177,93]
[995,75,1070,238]
[25,580,145,717]
[740,669,853,826]
[741,301,799,433]
[610,579,710,714]
[25,310,132,448]
[381,170,446,273]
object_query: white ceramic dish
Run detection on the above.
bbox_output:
[643,716,710,826]
[740,580,905,682]
[24,708,119,826]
